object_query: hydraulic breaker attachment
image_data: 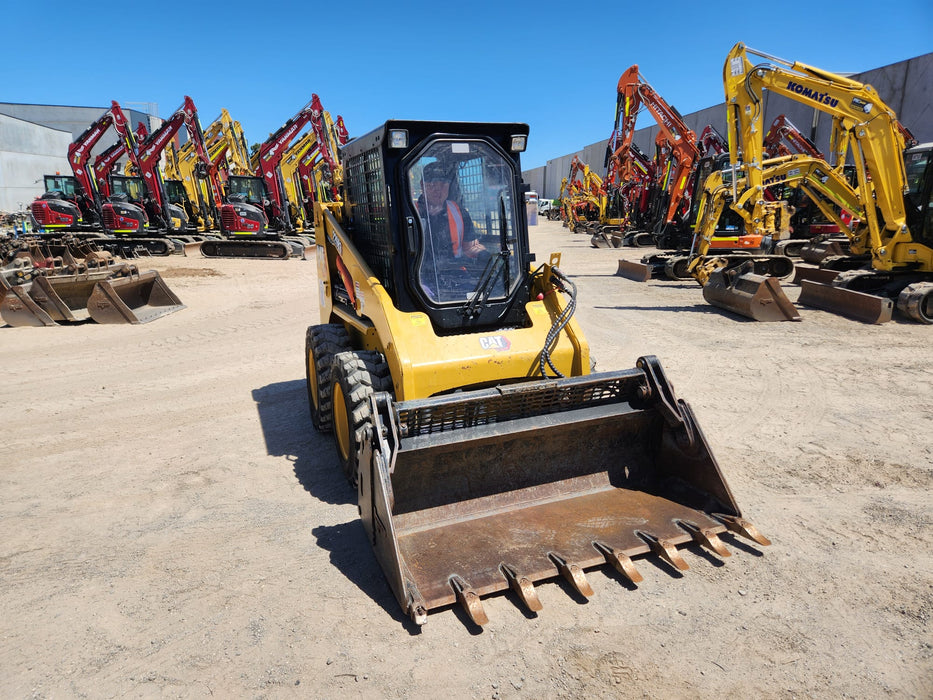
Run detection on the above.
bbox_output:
[87,270,185,324]
[358,357,768,627]
[797,280,893,324]
[199,239,292,259]
[702,265,801,322]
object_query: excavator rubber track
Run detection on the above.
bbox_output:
[199,239,292,259]
[359,356,769,627]
[89,237,180,257]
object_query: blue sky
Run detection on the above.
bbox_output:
[2,1,930,169]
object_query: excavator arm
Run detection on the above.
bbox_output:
[609,65,700,227]
[724,43,921,271]
[763,114,823,159]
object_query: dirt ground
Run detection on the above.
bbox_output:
[1,218,931,699]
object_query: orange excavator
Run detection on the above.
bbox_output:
[606,65,699,245]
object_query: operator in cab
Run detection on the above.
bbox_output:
[416,161,487,263]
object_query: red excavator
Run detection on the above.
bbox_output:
[204,94,340,259]
[29,102,149,236]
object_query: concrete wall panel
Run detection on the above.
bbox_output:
[0,114,71,213]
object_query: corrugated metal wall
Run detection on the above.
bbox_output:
[524,52,933,198]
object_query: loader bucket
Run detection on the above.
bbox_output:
[87,270,185,324]
[797,280,892,324]
[360,357,769,627]
[702,266,801,322]
[616,259,652,282]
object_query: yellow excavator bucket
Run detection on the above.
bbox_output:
[359,356,769,626]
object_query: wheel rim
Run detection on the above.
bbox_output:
[333,381,351,461]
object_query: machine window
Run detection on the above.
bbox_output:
[407,140,521,305]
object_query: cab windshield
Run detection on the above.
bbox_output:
[227,176,265,204]
[110,176,146,202]
[407,140,521,305]
[44,176,77,197]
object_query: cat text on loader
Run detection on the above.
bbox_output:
[305,121,769,627]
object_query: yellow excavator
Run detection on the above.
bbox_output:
[694,43,932,323]
[305,120,770,627]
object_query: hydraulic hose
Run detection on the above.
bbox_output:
[539,266,577,379]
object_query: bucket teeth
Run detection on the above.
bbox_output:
[500,564,543,613]
[405,582,428,626]
[449,576,488,626]
[593,541,644,583]
[638,531,690,571]
[713,514,772,547]
[677,520,732,558]
[548,553,594,597]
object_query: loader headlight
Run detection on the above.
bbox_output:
[510,135,527,152]
[388,129,408,149]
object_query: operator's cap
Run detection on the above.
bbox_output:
[422,161,451,182]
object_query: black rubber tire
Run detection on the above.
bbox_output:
[330,350,393,487]
[305,324,351,432]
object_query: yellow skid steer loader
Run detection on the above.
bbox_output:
[306,120,768,626]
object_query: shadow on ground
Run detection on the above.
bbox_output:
[252,379,353,506]
[252,379,422,632]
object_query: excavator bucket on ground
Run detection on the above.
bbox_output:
[1,269,122,326]
[359,356,770,627]
[797,280,893,324]
[590,231,623,249]
[87,270,185,324]
[702,266,801,322]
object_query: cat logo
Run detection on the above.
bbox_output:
[479,335,511,351]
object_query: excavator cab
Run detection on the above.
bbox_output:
[904,144,933,246]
